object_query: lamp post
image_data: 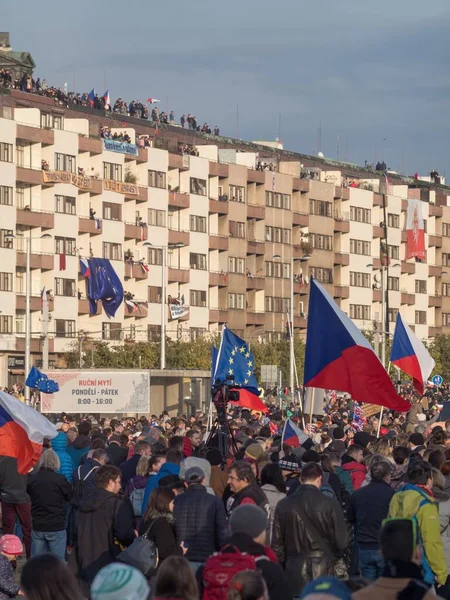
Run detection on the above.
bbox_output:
[143,241,185,370]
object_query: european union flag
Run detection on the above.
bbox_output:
[26,366,59,394]
[213,327,258,395]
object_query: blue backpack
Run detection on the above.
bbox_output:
[411,494,434,585]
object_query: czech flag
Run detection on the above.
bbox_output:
[79,258,91,278]
[390,313,435,395]
[229,388,268,413]
[282,419,312,449]
[0,391,57,474]
[304,280,410,413]
[88,88,96,108]
[102,89,111,110]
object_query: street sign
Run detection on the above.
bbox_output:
[432,375,443,386]
[260,365,278,384]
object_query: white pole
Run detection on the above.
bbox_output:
[42,287,49,371]
[309,387,315,428]
[289,256,295,401]
[25,237,31,404]
[161,246,166,369]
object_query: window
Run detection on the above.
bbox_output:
[228,293,245,309]
[349,272,371,288]
[148,170,166,189]
[0,142,13,163]
[0,315,12,334]
[55,237,76,256]
[282,194,291,210]
[15,314,25,334]
[190,290,207,307]
[229,221,245,238]
[265,296,290,313]
[41,113,63,129]
[190,177,206,196]
[0,186,13,206]
[350,206,371,223]
[416,280,427,294]
[350,239,371,256]
[190,328,206,341]
[229,185,245,203]
[443,314,450,327]
[148,248,163,265]
[388,276,399,291]
[148,286,162,303]
[415,311,427,325]
[148,209,166,227]
[147,325,161,342]
[55,195,76,215]
[190,215,207,233]
[310,267,333,283]
[309,199,332,217]
[55,153,76,173]
[265,261,290,278]
[0,230,13,249]
[103,162,122,181]
[265,227,291,244]
[102,322,122,341]
[309,233,332,251]
[190,253,207,270]
[443,223,450,237]
[388,308,399,322]
[0,273,12,291]
[102,202,121,221]
[388,245,400,260]
[55,278,75,297]
[229,257,245,274]
[388,213,400,228]
[103,242,122,260]
[55,319,76,338]
[349,305,371,320]
[443,254,450,267]
[265,191,290,209]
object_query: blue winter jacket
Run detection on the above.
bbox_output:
[141,462,180,514]
[51,432,74,482]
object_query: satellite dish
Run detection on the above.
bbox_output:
[318,152,324,158]
[374,273,381,282]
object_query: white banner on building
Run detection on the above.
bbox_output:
[40,370,150,413]
[169,304,189,320]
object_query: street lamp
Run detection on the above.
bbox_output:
[143,241,185,370]
[6,233,52,403]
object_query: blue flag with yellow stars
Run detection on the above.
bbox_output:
[25,366,59,394]
[213,327,259,395]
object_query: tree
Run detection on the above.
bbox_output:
[428,335,450,381]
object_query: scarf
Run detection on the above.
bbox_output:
[149,511,175,524]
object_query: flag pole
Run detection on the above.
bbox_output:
[309,388,315,431]
[213,325,226,380]
[377,360,391,438]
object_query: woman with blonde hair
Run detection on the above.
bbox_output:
[126,455,152,521]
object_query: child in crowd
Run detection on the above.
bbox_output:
[0,534,22,599]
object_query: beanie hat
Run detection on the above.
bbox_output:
[302,449,321,464]
[333,427,345,440]
[301,576,351,600]
[354,431,374,448]
[0,534,23,556]
[91,564,150,600]
[409,432,425,447]
[206,448,223,466]
[229,505,268,538]
[244,443,266,463]
[278,458,300,472]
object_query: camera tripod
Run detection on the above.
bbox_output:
[203,412,239,461]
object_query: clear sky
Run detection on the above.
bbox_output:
[3,0,450,175]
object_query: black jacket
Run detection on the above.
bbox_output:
[27,468,72,531]
[120,454,141,489]
[348,479,395,549]
[107,443,128,467]
[70,488,135,590]
[272,484,349,597]
[228,483,270,516]
[72,458,102,490]
[173,484,228,562]
[0,457,29,504]
[139,515,183,562]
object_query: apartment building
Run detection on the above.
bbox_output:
[0,87,449,388]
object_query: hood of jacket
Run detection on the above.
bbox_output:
[130,475,148,489]
[71,434,90,450]
[226,532,277,562]
[389,483,436,518]
[158,462,180,479]
[341,460,366,473]
[51,431,68,452]
[391,464,408,481]
[78,487,118,513]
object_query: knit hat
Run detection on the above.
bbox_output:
[206,448,223,466]
[332,427,345,440]
[229,505,268,538]
[235,431,249,445]
[301,450,321,464]
[244,443,266,463]
[91,564,150,600]
[184,466,205,483]
[354,431,374,448]
[301,576,350,600]
[409,432,425,447]
[0,534,23,556]
[278,458,300,473]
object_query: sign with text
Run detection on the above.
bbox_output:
[40,370,150,413]
[169,304,189,320]
[104,179,138,196]
[42,170,92,189]
[362,403,382,418]
[103,139,139,156]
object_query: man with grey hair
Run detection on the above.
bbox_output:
[27,449,72,560]
[73,449,108,492]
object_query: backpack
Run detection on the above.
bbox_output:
[202,545,269,600]
[71,465,99,507]
[321,483,337,500]
[130,481,145,517]
[412,496,434,585]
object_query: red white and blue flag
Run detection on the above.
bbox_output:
[304,280,410,412]
[281,419,310,448]
[102,89,111,110]
[88,88,96,108]
[390,312,435,395]
[79,258,91,278]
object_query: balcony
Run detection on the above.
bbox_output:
[293,211,309,227]
[247,311,265,325]
[294,281,309,295]
[429,295,443,308]
[16,124,54,146]
[293,245,304,259]
[334,252,349,266]
[293,179,310,193]
[168,191,190,209]
[168,267,190,283]
[373,225,385,238]
[209,162,229,178]
[209,198,229,215]
[16,294,54,312]
[334,285,349,299]
[334,186,350,200]
[429,264,442,277]
[209,234,228,252]
[401,292,415,305]
[209,272,228,287]
[78,135,102,154]
[401,230,407,243]
[247,204,265,220]
[16,166,42,186]
[136,148,148,163]
[79,216,102,235]
[334,218,350,233]
[247,239,265,255]
[429,204,443,217]
[247,170,265,184]
[246,276,265,291]
[78,299,102,315]
[16,336,54,353]
[16,208,54,229]
[168,229,189,246]
[90,178,103,195]
[209,308,228,323]
[168,154,190,170]
[401,261,416,274]
[294,315,307,328]
[125,223,148,241]
[373,193,384,207]
[125,302,148,318]
[16,252,53,270]
[429,234,442,247]
[373,289,382,302]
[124,262,149,280]
[429,326,442,337]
